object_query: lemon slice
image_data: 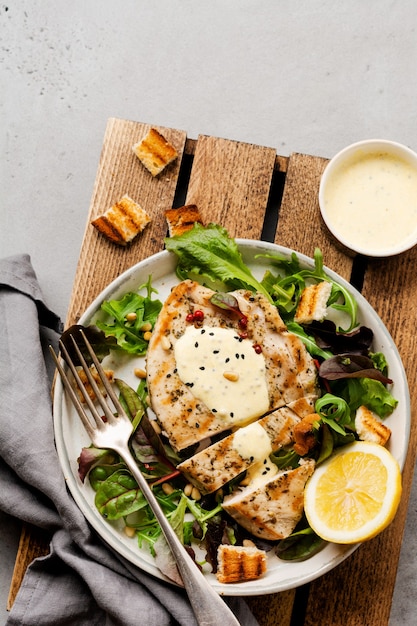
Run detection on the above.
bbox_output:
[304,441,402,544]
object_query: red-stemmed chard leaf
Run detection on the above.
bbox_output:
[307,320,373,355]
[319,354,392,384]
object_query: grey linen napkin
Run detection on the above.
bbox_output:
[0,254,259,626]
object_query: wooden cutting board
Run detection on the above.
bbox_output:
[9,118,417,626]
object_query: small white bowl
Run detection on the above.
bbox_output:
[319,139,417,257]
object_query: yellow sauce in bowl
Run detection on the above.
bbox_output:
[319,141,417,257]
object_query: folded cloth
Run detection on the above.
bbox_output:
[0,254,259,626]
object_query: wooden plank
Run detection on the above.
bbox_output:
[277,154,416,625]
[7,523,51,610]
[9,129,413,626]
[274,152,353,280]
[247,590,296,626]
[184,134,292,626]
[185,134,276,239]
[304,248,417,626]
[67,117,187,326]
[8,118,188,609]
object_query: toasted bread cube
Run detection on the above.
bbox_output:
[216,544,267,584]
[165,204,204,237]
[355,405,391,446]
[91,195,151,246]
[294,281,332,324]
[132,128,178,176]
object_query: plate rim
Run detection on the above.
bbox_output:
[52,239,410,596]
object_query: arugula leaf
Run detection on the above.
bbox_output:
[165,223,273,302]
[259,247,358,331]
[315,393,353,435]
[287,321,333,360]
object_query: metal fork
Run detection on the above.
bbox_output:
[49,330,241,626]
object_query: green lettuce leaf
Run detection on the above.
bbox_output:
[164,223,272,302]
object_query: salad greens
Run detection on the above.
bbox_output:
[258,247,359,331]
[95,276,162,356]
[74,222,398,573]
[165,222,273,302]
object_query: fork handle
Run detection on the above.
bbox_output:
[117,445,241,626]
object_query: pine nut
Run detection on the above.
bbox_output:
[161,482,174,495]
[126,312,137,322]
[161,335,171,351]
[191,487,201,501]
[141,322,152,332]
[243,539,256,548]
[184,483,193,497]
[143,331,152,341]
[223,371,239,382]
[151,420,162,434]
[124,526,136,538]
[134,367,147,379]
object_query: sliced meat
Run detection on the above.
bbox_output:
[146,280,318,451]
[222,459,316,540]
[177,407,300,494]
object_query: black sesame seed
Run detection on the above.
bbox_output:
[230,412,234,417]
[209,332,214,336]
[195,423,200,428]
[195,342,199,348]
[212,408,217,413]
[213,350,219,354]
[235,353,240,359]
[201,329,206,334]
[200,366,205,370]
[225,357,230,363]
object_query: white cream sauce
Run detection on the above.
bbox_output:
[232,421,278,486]
[174,325,269,426]
[323,151,417,252]
[232,421,272,461]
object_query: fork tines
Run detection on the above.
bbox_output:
[49,330,126,434]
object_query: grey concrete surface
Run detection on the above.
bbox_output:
[1,1,417,624]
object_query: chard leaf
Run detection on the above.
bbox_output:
[165,223,272,302]
[60,324,117,366]
[307,320,373,355]
[277,527,324,561]
[154,534,183,585]
[95,469,148,519]
[77,446,118,483]
[319,354,393,384]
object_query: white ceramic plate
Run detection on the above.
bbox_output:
[52,240,410,596]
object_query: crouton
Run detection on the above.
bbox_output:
[132,128,178,176]
[294,281,332,324]
[165,204,203,237]
[216,544,267,584]
[355,405,391,446]
[91,195,151,245]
